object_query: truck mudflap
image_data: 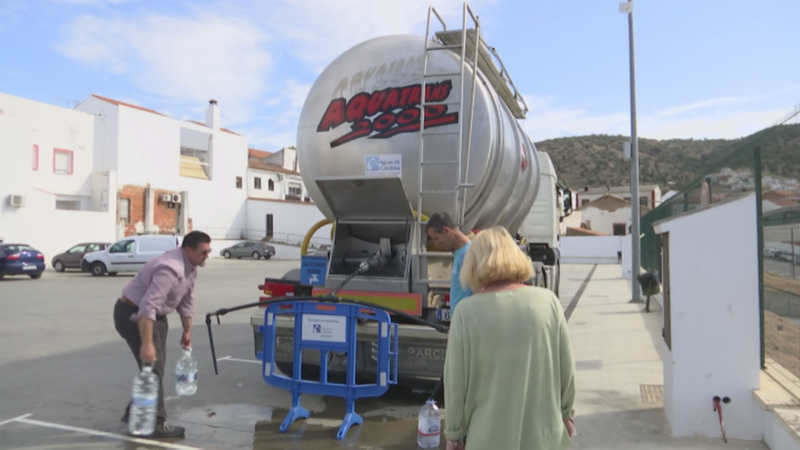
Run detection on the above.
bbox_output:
[251,314,448,379]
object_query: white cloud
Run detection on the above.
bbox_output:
[283,80,312,111]
[523,94,791,142]
[238,0,495,71]
[55,11,271,125]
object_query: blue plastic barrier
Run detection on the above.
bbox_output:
[257,300,399,439]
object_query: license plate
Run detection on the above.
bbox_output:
[23,265,37,270]
[436,308,451,322]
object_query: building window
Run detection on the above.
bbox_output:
[268,179,275,191]
[33,145,38,170]
[179,127,212,180]
[613,223,627,236]
[581,199,590,206]
[255,177,262,190]
[640,196,648,207]
[287,184,302,201]
[119,198,130,224]
[53,149,73,174]
[236,176,242,189]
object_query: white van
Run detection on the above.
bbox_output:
[81,234,180,276]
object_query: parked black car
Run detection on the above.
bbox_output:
[51,242,110,272]
[0,243,46,280]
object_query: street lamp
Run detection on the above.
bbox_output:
[620,0,642,303]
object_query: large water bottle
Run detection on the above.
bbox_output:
[128,365,158,436]
[175,347,198,396]
[417,399,441,449]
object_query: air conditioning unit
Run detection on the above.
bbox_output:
[8,194,25,207]
[161,194,182,204]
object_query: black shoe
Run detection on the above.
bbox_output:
[150,422,185,438]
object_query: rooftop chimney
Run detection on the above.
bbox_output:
[206,99,220,130]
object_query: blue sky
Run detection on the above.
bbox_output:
[1,0,798,152]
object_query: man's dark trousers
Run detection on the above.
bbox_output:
[113,299,169,423]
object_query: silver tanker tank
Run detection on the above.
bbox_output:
[297,34,540,233]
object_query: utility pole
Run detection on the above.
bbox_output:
[620,0,641,302]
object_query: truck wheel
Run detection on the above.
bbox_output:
[90,262,106,276]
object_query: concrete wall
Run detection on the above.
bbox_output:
[245,199,328,246]
[0,93,96,201]
[654,193,762,441]
[763,408,800,450]
[0,181,116,262]
[561,236,622,264]
[0,93,117,259]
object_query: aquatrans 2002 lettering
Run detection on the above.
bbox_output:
[316,80,459,148]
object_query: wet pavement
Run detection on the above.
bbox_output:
[0,257,449,450]
[0,259,772,449]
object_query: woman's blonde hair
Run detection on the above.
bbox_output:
[459,226,534,292]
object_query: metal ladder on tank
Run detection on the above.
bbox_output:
[415,3,481,286]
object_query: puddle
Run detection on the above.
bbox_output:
[166,386,443,449]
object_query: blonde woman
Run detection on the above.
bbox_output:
[443,226,576,450]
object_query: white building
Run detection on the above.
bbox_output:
[75,95,249,239]
[245,147,326,246]
[574,184,662,210]
[2,90,330,258]
[577,194,651,236]
[246,147,308,202]
[0,92,116,259]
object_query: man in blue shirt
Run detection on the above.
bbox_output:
[426,212,473,313]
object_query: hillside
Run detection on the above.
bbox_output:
[535,123,800,191]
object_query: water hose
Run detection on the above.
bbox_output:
[299,211,430,256]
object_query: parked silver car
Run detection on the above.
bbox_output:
[219,241,276,260]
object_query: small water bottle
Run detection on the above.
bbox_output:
[417,399,441,449]
[128,365,158,436]
[175,347,198,396]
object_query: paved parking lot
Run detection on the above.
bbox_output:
[0,257,441,449]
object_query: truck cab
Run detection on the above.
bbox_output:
[518,152,572,297]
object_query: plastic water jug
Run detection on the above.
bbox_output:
[128,365,158,436]
[417,399,441,448]
[175,347,198,396]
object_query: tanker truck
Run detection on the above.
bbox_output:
[249,3,572,386]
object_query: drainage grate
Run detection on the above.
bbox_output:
[640,384,664,404]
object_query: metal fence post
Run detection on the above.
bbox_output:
[754,145,765,370]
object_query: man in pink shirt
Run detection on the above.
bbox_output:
[113,230,211,438]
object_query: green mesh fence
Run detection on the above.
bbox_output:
[641,116,800,379]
